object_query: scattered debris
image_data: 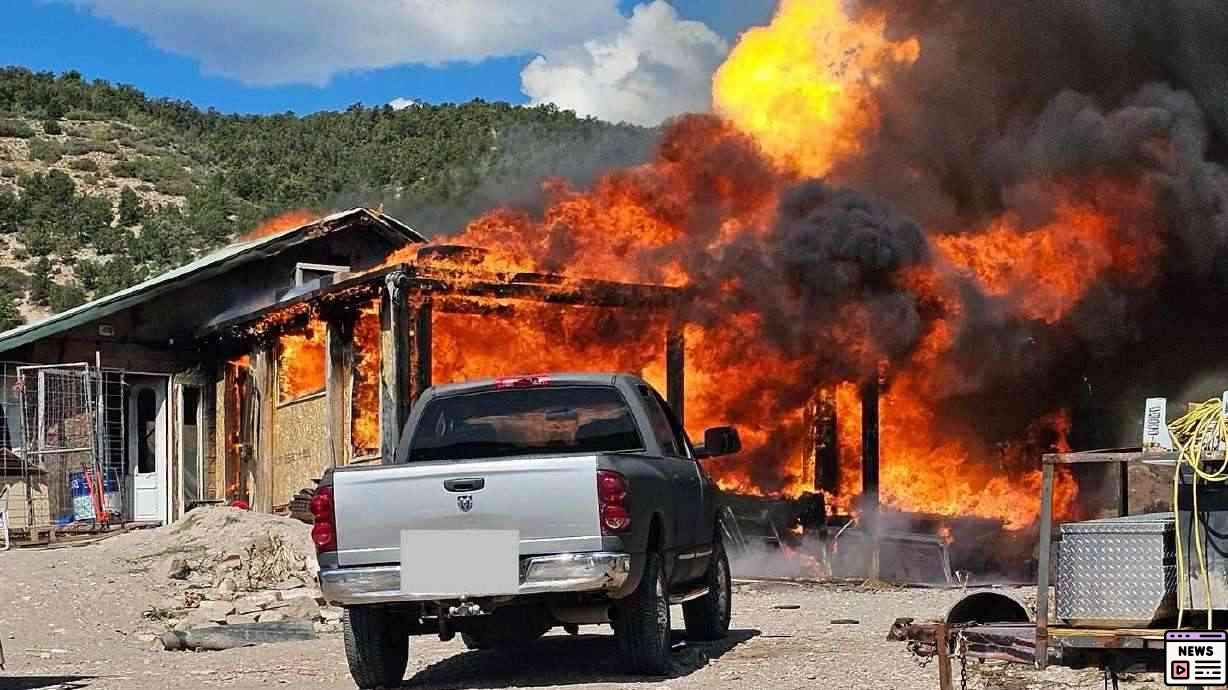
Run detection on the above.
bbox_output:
[160,621,317,651]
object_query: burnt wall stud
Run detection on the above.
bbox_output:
[325,316,354,468]
[380,272,412,464]
[816,387,839,493]
[861,369,883,581]
[409,297,433,404]
[252,339,276,513]
[666,323,685,423]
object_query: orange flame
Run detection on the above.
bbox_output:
[239,209,320,242]
[713,0,919,177]
[277,318,326,401]
[351,303,381,456]
[247,1,1181,536]
[935,182,1162,324]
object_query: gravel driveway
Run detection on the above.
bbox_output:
[0,540,1167,690]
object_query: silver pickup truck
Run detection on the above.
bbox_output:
[312,373,742,688]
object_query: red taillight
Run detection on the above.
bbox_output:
[597,471,626,503]
[494,375,551,389]
[597,470,630,534]
[601,504,632,532]
[310,486,337,553]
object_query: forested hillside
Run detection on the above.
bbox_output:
[0,67,651,330]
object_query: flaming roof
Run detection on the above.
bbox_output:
[0,208,425,354]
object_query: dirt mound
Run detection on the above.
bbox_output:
[115,506,318,591]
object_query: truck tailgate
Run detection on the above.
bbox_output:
[332,455,603,567]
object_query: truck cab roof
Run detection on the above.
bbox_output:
[427,373,643,397]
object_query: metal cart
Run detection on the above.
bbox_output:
[890,448,1196,688]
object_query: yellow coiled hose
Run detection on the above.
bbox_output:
[1168,399,1228,629]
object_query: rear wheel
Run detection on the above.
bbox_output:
[342,606,409,689]
[683,538,732,641]
[613,551,671,675]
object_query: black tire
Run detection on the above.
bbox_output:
[613,551,671,675]
[342,606,409,689]
[683,538,732,641]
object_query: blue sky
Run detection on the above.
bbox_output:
[2,1,776,120]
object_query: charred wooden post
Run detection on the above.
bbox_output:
[380,272,412,464]
[816,387,838,494]
[409,297,432,404]
[862,373,882,580]
[666,324,685,422]
[252,340,276,513]
[217,360,233,500]
[935,622,954,690]
[802,399,817,488]
[1035,458,1056,670]
[325,316,354,467]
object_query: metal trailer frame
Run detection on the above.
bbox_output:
[890,448,1192,689]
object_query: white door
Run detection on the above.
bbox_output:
[129,381,167,523]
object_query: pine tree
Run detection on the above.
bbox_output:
[118,186,144,227]
[29,257,52,306]
[0,289,21,331]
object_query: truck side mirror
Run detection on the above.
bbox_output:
[695,426,741,459]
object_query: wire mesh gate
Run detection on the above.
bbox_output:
[16,363,120,530]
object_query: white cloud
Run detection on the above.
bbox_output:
[62,0,625,86]
[520,0,728,126]
[388,97,419,110]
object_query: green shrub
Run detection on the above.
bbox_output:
[68,157,98,172]
[29,139,63,163]
[155,178,195,196]
[42,119,62,135]
[81,172,99,185]
[48,282,87,312]
[0,265,29,292]
[112,155,190,183]
[64,109,99,121]
[0,120,35,138]
[0,166,16,178]
[64,140,117,156]
[0,288,22,331]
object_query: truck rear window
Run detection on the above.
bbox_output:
[408,385,644,462]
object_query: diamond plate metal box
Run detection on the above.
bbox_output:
[1056,513,1177,628]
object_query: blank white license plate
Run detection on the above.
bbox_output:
[400,530,520,596]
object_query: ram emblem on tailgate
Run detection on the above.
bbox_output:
[457,495,473,512]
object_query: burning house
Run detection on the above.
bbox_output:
[0,208,688,542]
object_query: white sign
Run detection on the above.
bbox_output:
[1165,630,1227,686]
[400,529,520,597]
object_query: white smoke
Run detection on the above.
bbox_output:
[520,0,729,126]
[61,0,624,86]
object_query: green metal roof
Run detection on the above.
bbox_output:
[0,208,424,354]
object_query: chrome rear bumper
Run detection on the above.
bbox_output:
[319,551,631,606]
